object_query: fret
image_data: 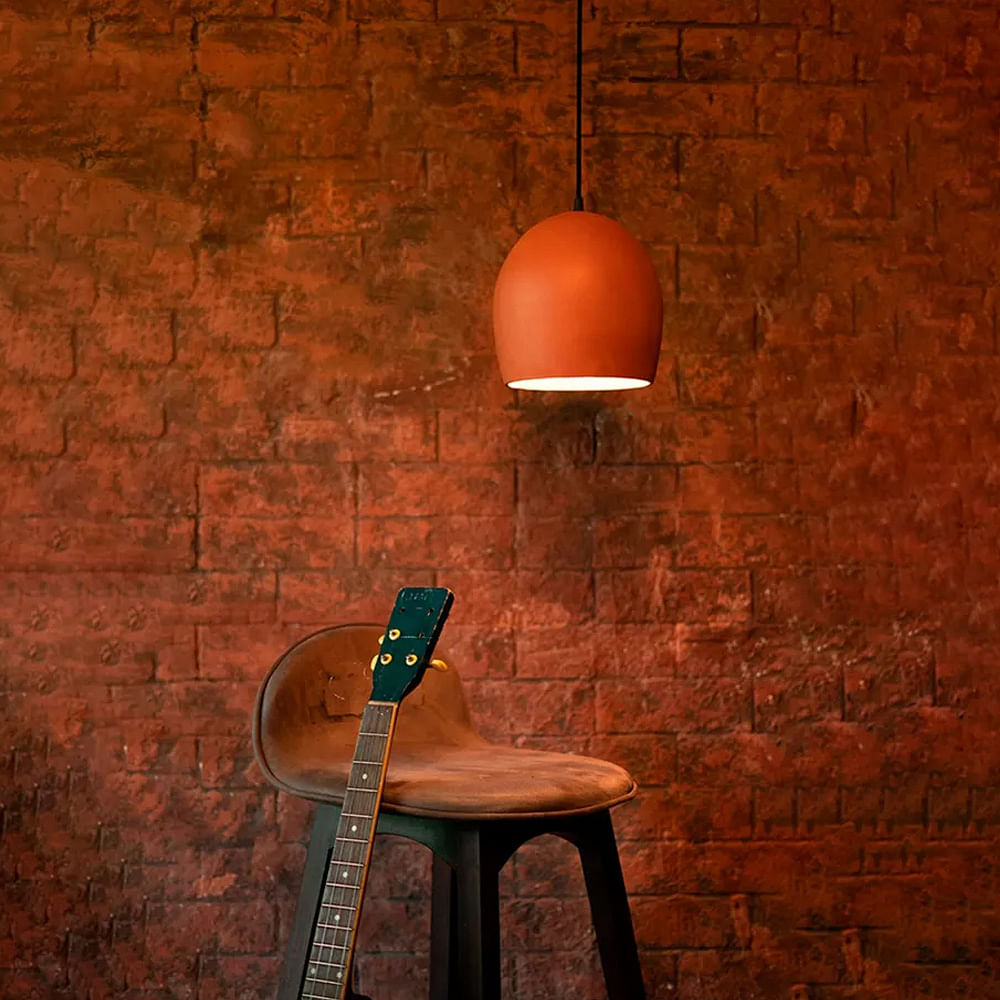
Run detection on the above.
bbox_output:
[327,852,365,866]
[318,898,356,913]
[309,959,344,983]
[306,972,345,986]
[321,877,360,891]
[316,922,351,948]
[306,964,346,977]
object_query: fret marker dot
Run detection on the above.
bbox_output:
[310,967,317,976]
[334,915,340,922]
[337,971,342,979]
[342,870,348,878]
[362,773,368,780]
[351,825,357,832]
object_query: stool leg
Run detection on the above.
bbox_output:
[430,853,458,1000]
[575,811,646,1000]
[454,827,502,1000]
[277,804,338,1000]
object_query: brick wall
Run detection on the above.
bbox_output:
[1,0,998,997]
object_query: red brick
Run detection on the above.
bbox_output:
[590,137,694,246]
[200,515,354,570]
[200,462,355,518]
[679,463,797,514]
[197,624,308,682]
[197,21,315,89]
[444,569,594,627]
[682,27,798,82]
[679,243,796,303]
[597,676,750,733]
[754,664,843,730]
[617,784,753,841]
[675,623,761,677]
[0,516,193,571]
[596,568,752,624]
[516,515,591,569]
[597,26,680,80]
[438,406,593,465]
[677,353,759,409]
[176,294,278,353]
[606,0,757,22]
[680,138,780,244]
[463,678,595,739]
[594,512,677,569]
[0,384,65,456]
[588,733,677,786]
[519,464,678,517]
[517,623,676,679]
[435,623,514,678]
[277,568,434,624]
[596,81,756,137]
[0,320,75,380]
[359,514,513,570]
[677,513,811,567]
[358,463,512,516]
[0,446,195,516]
[279,409,436,463]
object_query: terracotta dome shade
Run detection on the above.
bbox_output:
[493,211,663,391]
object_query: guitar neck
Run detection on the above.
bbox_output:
[300,700,398,1000]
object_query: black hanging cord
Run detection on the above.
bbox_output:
[572,0,584,210]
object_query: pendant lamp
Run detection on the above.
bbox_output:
[493,0,663,391]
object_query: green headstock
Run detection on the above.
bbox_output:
[369,587,454,704]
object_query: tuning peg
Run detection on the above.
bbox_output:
[377,634,385,646]
[369,654,378,673]
[429,659,449,672]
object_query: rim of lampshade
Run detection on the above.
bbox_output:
[506,376,652,392]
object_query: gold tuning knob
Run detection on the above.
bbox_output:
[429,658,449,672]
[369,654,378,672]
[377,634,385,645]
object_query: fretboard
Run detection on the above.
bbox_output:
[299,701,397,1000]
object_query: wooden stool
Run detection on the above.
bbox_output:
[253,624,646,1000]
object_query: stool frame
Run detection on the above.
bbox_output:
[277,804,646,1000]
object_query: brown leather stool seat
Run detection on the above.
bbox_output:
[253,623,646,1000]
[253,623,636,819]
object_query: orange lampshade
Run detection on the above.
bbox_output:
[493,211,663,391]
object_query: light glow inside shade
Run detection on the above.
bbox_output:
[507,376,651,392]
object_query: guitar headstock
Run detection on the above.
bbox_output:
[369,587,454,704]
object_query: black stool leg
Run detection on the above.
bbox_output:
[430,853,458,1000]
[575,811,646,1000]
[453,826,502,1000]
[277,804,338,1000]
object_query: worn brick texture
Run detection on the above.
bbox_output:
[2,0,1000,997]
